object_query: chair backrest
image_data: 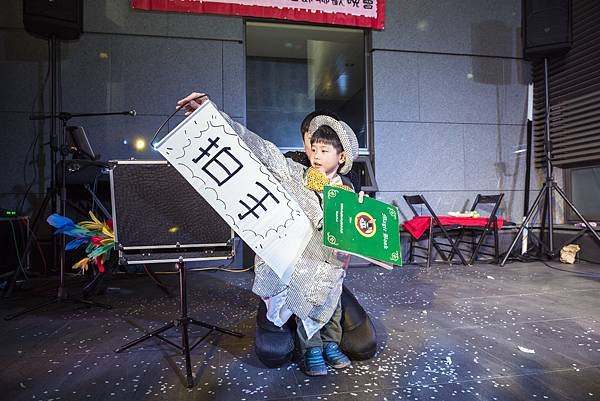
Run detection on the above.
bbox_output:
[470,194,504,219]
[403,195,425,215]
[403,194,445,225]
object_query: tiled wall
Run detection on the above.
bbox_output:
[0,0,245,213]
[371,0,533,222]
[1,0,533,225]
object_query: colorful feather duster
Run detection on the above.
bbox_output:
[47,212,114,272]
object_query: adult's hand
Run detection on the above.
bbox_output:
[176,92,209,116]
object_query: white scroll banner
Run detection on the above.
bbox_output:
[154,101,312,284]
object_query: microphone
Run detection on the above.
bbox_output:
[129,110,137,117]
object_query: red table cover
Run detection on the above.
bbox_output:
[403,216,506,239]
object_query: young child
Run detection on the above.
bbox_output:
[177,93,359,376]
[285,110,360,191]
[284,109,340,167]
[297,117,355,376]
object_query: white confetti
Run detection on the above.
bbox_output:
[517,346,535,354]
[487,275,495,279]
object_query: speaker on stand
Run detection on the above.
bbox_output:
[5,1,111,320]
[501,1,600,264]
[22,0,84,263]
[522,0,572,58]
[23,0,83,40]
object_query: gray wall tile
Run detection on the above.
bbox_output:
[372,51,420,122]
[223,41,245,118]
[166,12,243,41]
[374,120,533,223]
[418,53,504,124]
[371,51,529,126]
[84,0,243,41]
[373,0,522,58]
[0,30,50,112]
[463,124,528,192]
[84,0,168,36]
[108,35,222,115]
[373,121,465,192]
[500,58,531,125]
[61,34,111,113]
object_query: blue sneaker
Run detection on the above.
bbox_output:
[323,342,351,369]
[303,347,328,376]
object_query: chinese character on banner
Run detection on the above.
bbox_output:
[191,136,243,186]
[131,0,385,30]
[154,101,312,283]
[238,182,280,221]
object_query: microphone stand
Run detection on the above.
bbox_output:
[5,109,134,320]
[29,110,136,121]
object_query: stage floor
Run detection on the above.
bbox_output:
[1,260,599,401]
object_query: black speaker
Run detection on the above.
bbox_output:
[109,161,234,264]
[23,0,83,40]
[523,0,572,58]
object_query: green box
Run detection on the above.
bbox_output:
[322,186,402,268]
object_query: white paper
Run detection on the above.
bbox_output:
[154,101,312,283]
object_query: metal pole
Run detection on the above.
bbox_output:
[50,35,59,273]
[178,257,194,388]
[522,82,533,255]
[50,35,57,215]
[543,58,554,256]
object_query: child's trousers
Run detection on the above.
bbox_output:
[296,300,342,355]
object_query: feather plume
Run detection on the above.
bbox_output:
[48,212,115,272]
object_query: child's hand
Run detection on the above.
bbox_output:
[176,92,209,115]
[334,250,351,269]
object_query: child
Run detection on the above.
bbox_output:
[297,117,356,376]
[177,93,359,376]
[284,109,340,167]
[285,110,360,191]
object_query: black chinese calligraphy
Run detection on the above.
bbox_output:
[192,136,243,186]
[238,181,281,220]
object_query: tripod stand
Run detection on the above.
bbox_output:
[500,58,600,266]
[114,257,243,388]
[4,39,135,318]
[5,110,134,319]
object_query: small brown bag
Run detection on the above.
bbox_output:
[560,244,581,264]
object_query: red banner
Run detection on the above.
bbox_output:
[131,0,385,30]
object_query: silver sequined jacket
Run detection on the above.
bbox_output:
[221,112,346,334]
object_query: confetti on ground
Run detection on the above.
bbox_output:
[1,261,599,401]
